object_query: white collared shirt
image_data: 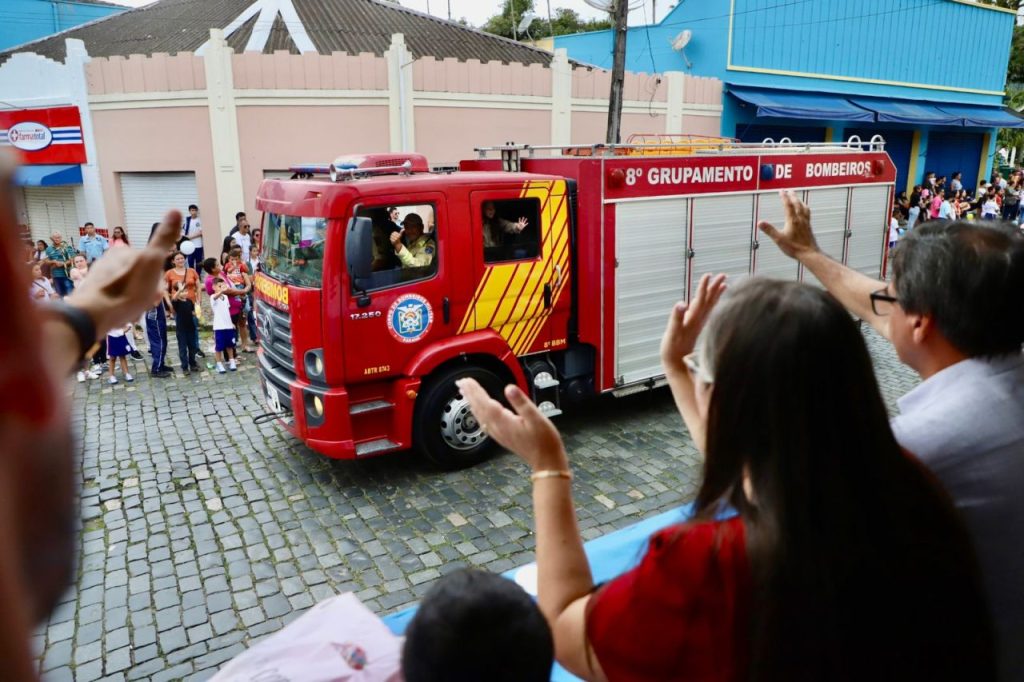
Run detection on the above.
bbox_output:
[892,353,1024,681]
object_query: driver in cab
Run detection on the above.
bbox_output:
[389,213,434,268]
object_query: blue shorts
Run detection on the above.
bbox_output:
[214,329,236,352]
[107,334,131,358]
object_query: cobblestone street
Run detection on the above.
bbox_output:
[36,328,919,681]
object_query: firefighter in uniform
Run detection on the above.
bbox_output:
[390,212,434,268]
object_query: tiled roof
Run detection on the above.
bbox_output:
[2,0,556,65]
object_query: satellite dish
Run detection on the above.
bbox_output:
[671,30,692,51]
[517,10,538,34]
[669,29,693,69]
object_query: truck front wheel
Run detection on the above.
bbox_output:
[414,365,505,469]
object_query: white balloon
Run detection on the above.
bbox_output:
[180,241,196,256]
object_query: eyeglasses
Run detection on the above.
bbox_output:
[683,351,713,384]
[870,287,899,316]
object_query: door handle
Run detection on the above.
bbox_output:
[443,297,450,324]
[543,284,552,309]
[553,263,563,287]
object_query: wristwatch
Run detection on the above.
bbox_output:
[44,301,101,365]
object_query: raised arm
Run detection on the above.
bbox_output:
[458,380,607,681]
[758,190,890,339]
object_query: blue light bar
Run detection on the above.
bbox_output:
[288,164,331,175]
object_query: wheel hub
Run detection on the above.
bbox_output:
[439,394,487,451]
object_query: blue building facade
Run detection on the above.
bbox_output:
[0,0,124,53]
[554,0,1023,193]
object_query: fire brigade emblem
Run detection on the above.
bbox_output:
[387,294,433,343]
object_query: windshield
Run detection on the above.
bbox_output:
[261,213,327,288]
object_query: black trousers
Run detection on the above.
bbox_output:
[172,300,199,369]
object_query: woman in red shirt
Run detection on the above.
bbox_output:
[460,275,993,682]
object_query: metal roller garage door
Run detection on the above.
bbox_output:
[23,186,79,244]
[120,172,198,248]
[926,133,984,193]
[847,185,891,279]
[803,188,849,287]
[690,194,755,289]
[615,198,689,385]
[753,192,800,281]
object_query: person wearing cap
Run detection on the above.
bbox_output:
[390,213,434,268]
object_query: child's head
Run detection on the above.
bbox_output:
[73,255,87,269]
[213,277,228,293]
[228,246,242,264]
[402,569,553,682]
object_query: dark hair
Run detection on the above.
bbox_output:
[387,206,398,214]
[235,211,246,221]
[693,279,993,681]
[188,204,198,211]
[213,277,226,286]
[892,220,1024,357]
[112,226,128,244]
[36,239,47,248]
[201,257,219,274]
[953,171,962,179]
[228,246,242,258]
[84,222,94,228]
[402,569,553,682]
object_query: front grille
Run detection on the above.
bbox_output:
[255,300,295,380]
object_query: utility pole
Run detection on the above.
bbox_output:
[511,1,518,41]
[447,0,451,20]
[606,0,629,144]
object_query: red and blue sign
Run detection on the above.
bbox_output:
[0,106,86,165]
[387,294,433,343]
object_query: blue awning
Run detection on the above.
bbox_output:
[848,98,962,126]
[13,164,82,186]
[936,103,1024,128]
[728,86,875,122]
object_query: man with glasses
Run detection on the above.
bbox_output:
[760,190,1024,682]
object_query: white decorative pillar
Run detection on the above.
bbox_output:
[65,39,107,228]
[203,29,245,247]
[385,34,415,153]
[550,48,572,148]
[665,71,686,135]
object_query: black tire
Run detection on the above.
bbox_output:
[413,365,504,469]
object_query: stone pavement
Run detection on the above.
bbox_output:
[36,328,918,681]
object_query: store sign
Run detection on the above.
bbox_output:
[0,106,86,165]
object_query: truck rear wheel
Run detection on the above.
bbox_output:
[414,365,505,469]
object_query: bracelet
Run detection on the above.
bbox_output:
[530,469,573,483]
[44,301,101,366]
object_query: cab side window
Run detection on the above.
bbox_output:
[354,203,438,292]
[481,198,541,264]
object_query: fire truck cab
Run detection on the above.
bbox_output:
[254,139,895,467]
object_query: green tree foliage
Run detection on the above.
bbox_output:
[481,0,613,40]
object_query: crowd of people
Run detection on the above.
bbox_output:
[2,137,1023,682]
[23,206,261,382]
[891,169,1024,244]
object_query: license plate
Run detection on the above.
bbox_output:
[266,384,282,413]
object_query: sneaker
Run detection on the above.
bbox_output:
[150,370,172,378]
[189,364,201,372]
[77,371,86,383]
[228,359,237,371]
[130,350,144,360]
[216,362,226,374]
[107,376,118,385]
[125,373,134,382]
[88,370,102,380]
[196,349,206,358]
[182,368,191,376]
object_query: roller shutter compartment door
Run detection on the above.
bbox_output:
[120,172,198,249]
[24,186,78,244]
[802,188,849,288]
[847,186,891,279]
[925,132,984,193]
[753,192,800,281]
[614,198,689,385]
[689,194,755,292]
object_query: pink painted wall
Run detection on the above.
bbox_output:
[91,107,221,243]
[86,53,206,94]
[235,105,391,211]
[414,107,552,165]
[413,57,551,96]
[680,115,722,137]
[232,52,388,90]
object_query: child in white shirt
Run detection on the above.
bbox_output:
[210,278,237,373]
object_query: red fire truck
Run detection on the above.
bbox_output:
[253,138,895,467]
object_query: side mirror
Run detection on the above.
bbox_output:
[346,216,373,306]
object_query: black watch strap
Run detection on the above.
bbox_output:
[46,301,100,363]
